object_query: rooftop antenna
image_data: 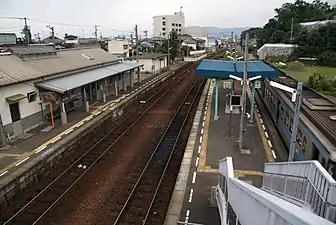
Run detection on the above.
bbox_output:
[180,6,183,14]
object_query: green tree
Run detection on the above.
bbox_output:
[242,0,335,63]
[161,30,180,62]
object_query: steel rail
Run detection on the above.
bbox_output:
[113,76,204,225]
[3,62,198,225]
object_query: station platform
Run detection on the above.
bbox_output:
[0,63,184,182]
[165,79,284,225]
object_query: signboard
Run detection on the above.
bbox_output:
[230,95,241,106]
[255,80,261,89]
[223,81,232,89]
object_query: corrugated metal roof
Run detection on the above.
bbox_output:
[195,59,279,79]
[235,61,279,78]
[0,47,120,87]
[260,43,298,49]
[35,61,142,93]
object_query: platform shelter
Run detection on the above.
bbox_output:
[195,59,279,120]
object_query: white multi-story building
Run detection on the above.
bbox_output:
[153,10,185,38]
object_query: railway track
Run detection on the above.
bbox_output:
[1,62,199,225]
[112,77,205,225]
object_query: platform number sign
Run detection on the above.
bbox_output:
[223,81,232,89]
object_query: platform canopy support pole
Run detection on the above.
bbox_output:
[238,33,248,150]
[249,81,256,123]
[214,79,219,120]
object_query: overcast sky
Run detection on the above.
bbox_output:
[0,0,331,39]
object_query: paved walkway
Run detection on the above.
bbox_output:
[178,79,280,225]
[0,64,183,179]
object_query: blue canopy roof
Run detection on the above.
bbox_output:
[195,59,279,79]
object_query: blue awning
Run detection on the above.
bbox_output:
[195,59,279,79]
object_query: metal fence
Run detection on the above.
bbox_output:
[263,160,336,222]
[217,157,335,225]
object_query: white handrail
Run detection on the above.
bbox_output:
[218,157,336,225]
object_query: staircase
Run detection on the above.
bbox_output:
[216,158,336,225]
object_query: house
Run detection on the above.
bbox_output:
[0,33,17,46]
[137,54,167,74]
[0,45,142,145]
[41,35,63,45]
[300,19,336,30]
[257,43,298,60]
[64,34,79,44]
[108,39,130,60]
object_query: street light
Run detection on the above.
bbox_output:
[269,80,303,161]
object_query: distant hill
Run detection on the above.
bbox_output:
[205,27,250,38]
[182,26,250,38]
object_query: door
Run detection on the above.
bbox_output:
[9,102,23,136]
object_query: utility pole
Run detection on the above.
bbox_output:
[238,33,249,151]
[135,25,139,63]
[23,17,29,46]
[130,33,134,60]
[94,25,99,43]
[288,82,303,161]
[46,25,55,43]
[230,31,234,55]
[0,115,7,148]
[290,17,294,42]
[167,33,170,67]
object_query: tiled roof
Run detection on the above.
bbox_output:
[0,47,119,87]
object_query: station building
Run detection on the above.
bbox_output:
[0,45,142,143]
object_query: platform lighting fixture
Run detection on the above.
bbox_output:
[229,74,242,81]
[236,56,244,60]
[269,80,303,161]
[227,55,234,60]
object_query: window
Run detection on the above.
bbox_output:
[296,129,303,152]
[178,29,181,32]
[302,136,307,153]
[280,106,284,121]
[289,117,293,132]
[162,17,166,20]
[162,32,166,36]
[172,23,175,26]
[284,111,289,127]
[179,24,182,27]
[27,91,37,102]
[162,21,166,26]
[162,27,165,31]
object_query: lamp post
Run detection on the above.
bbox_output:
[237,33,249,151]
[269,81,303,161]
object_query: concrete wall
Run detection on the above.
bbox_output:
[139,57,167,74]
[0,82,44,138]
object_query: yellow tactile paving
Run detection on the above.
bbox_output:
[198,81,214,172]
[234,169,264,177]
[246,91,275,162]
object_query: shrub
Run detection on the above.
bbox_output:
[287,61,305,71]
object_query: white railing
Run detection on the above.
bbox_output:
[263,160,336,222]
[218,157,335,225]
